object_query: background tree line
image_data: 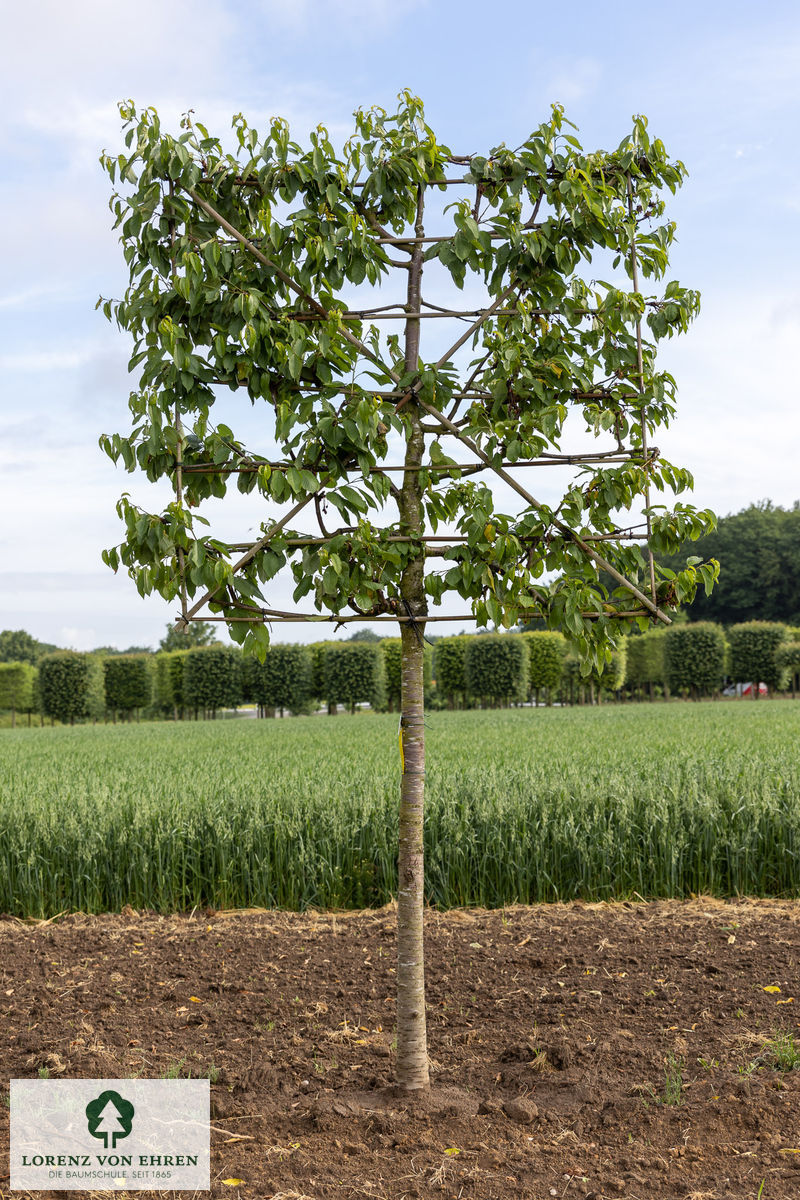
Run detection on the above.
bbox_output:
[654,500,800,625]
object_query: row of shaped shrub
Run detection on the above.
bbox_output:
[6,620,800,725]
[626,620,800,699]
[433,632,570,708]
[25,642,394,723]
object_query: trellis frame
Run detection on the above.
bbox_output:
[168,167,669,633]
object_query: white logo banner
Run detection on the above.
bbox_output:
[11,1079,209,1191]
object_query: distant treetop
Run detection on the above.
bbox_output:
[662,501,800,626]
[0,629,57,665]
[158,619,219,652]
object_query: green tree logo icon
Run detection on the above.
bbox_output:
[85,1090,135,1149]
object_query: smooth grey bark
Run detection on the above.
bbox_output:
[395,188,430,1091]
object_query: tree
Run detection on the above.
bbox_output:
[663,621,726,698]
[522,631,566,704]
[158,619,218,652]
[0,663,36,727]
[100,94,716,1090]
[38,652,90,724]
[323,642,385,712]
[244,642,312,715]
[93,643,154,656]
[661,501,800,625]
[727,621,787,697]
[348,628,381,643]
[464,634,528,706]
[183,645,242,717]
[0,629,56,664]
[103,655,153,719]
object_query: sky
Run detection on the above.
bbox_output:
[0,0,798,651]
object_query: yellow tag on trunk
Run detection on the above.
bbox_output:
[398,716,404,774]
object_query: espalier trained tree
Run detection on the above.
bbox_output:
[100,92,716,1090]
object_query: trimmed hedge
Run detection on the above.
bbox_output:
[522,631,566,700]
[38,652,90,724]
[103,655,152,716]
[664,621,726,697]
[562,640,627,702]
[433,635,472,708]
[308,641,333,703]
[0,662,36,725]
[464,635,528,706]
[323,642,385,712]
[245,643,312,715]
[776,642,800,694]
[154,651,188,716]
[727,621,788,692]
[626,628,666,695]
[183,646,242,715]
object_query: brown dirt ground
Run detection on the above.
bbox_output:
[2,899,800,1200]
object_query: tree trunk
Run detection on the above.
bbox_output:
[395,185,429,1092]
[398,623,428,1090]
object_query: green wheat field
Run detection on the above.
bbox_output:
[1,701,799,917]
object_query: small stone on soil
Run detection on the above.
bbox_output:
[502,1096,538,1123]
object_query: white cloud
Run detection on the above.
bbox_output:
[59,626,98,652]
[657,286,800,514]
[0,283,70,310]
[251,0,428,37]
[0,0,236,113]
[541,56,604,108]
[0,345,100,372]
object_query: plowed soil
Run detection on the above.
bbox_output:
[3,898,800,1199]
